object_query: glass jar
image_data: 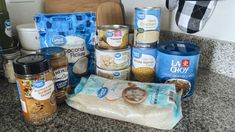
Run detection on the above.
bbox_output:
[2,49,21,83]
[39,47,71,104]
[13,54,57,125]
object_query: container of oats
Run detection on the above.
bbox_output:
[97,25,129,49]
[96,66,130,80]
[13,54,57,125]
[95,45,131,70]
[132,47,157,82]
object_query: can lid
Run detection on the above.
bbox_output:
[97,25,129,30]
[135,7,161,10]
[38,47,65,59]
[13,54,50,75]
[157,41,200,56]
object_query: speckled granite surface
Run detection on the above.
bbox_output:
[160,31,235,79]
[0,69,234,131]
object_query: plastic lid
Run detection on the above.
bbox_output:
[38,47,65,59]
[157,41,200,56]
[13,54,50,75]
[16,23,37,32]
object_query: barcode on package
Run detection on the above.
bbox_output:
[20,99,27,113]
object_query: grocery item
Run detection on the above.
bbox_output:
[66,75,182,130]
[134,7,161,48]
[156,41,200,98]
[13,54,57,125]
[132,47,157,82]
[96,66,130,80]
[97,25,129,49]
[39,47,70,104]
[95,45,130,70]
[34,13,96,87]
[16,23,40,51]
[2,49,21,83]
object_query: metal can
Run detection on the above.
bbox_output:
[134,7,161,48]
[96,66,130,80]
[95,45,131,70]
[38,47,71,104]
[156,41,200,98]
[13,54,57,125]
[132,47,157,82]
[97,25,129,49]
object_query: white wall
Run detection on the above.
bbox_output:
[122,0,235,42]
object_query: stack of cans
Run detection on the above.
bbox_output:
[95,25,131,80]
[131,7,161,82]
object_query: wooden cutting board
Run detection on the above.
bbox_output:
[44,0,124,26]
[96,2,124,26]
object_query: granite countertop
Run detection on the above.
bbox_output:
[0,69,234,132]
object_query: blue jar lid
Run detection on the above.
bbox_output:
[38,47,65,59]
[157,41,200,56]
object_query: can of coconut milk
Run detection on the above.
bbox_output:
[156,41,200,98]
[134,7,161,48]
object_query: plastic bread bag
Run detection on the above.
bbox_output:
[66,75,183,130]
[34,13,96,87]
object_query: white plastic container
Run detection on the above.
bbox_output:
[16,23,40,50]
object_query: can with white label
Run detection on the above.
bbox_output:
[97,25,129,49]
[95,45,131,70]
[96,66,130,80]
[156,41,200,98]
[134,7,161,48]
[132,47,157,82]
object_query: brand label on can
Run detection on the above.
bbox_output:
[134,8,161,47]
[54,67,69,90]
[135,9,160,31]
[132,48,156,69]
[95,47,131,70]
[132,48,156,82]
[106,30,123,47]
[156,51,199,97]
[96,67,130,80]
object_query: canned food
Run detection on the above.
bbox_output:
[95,45,131,70]
[13,54,57,125]
[97,25,129,49]
[134,7,161,48]
[96,66,130,80]
[132,47,157,82]
[156,41,200,98]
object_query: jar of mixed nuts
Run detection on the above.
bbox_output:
[38,47,70,104]
[13,54,57,125]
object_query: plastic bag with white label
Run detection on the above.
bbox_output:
[34,13,96,87]
[66,75,183,130]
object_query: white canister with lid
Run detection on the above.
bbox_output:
[16,23,40,50]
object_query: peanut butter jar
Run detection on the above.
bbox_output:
[38,47,71,104]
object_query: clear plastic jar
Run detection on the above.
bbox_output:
[2,49,21,83]
[13,54,57,125]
